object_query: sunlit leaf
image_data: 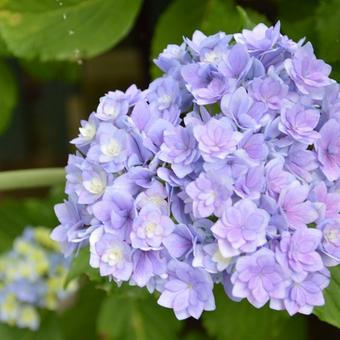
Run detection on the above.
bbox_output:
[97,285,182,340]
[314,266,340,329]
[0,0,143,61]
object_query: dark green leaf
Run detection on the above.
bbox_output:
[203,285,307,340]
[0,33,9,56]
[65,246,100,286]
[0,0,143,61]
[0,60,17,134]
[59,282,106,340]
[20,59,80,82]
[0,312,62,340]
[316,0,340,63]
[277,0,318,44]
[330,62,340,82]
[97,285,182,340]
[0,187,62,251]
[314,266,340,329]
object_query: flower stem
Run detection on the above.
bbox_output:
[0,168,65,191]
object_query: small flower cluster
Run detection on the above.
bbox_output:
[0,227,77,330]
[52,22,340,319]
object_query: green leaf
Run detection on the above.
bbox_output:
[236,6,269,30]
[330,62,340,82]
[0,312,62,340]
[60,282,106,340]
[316,0,340,63]
[0,60,17,134]
[0,187,62,251]
[150,0,268,78]
[183,330,210,340]
[276,0,319,44]
[0,285,103,340]
[20,59,80,82]
[0,33,9,56]
[203,285,307,340]
[314,266,340,329]
[0,0,143,61]
[97,286,182,340]
[65,247,100,286]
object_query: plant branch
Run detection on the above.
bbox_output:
[0,168,65,191]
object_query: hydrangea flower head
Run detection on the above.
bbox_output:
[52,22,340,320]
[0,227,77,330]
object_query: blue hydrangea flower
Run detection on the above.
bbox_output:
[275,229,324,277]
[193,118,241,162]
[90,228,133,280]
[284,43,334,100]
[270,270,330,315]
[158,260,215,319]
[231,248,287,308]
[211,199,269,256]
[0,227,77,330]
[52,22,340,319]
[317,219,340,266]
[185,171,232,218]
[130,205,175,250]
[159,126,200,178]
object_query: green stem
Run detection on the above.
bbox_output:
[0,168,65,191]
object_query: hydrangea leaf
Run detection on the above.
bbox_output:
[316,0,340,63]
[151,0,268,78]
[0,33,9,56]
[314,266,340,329]
[0,187,62,252]
[203,285,307,340]
[0,286,104,339]
[330,62,340,82]
[0,0,143,61]
[20,60,80,83]
[59,283,106,340]
[0,312,62,340]
[65,247,101,286]
[97,286,182,340]
[276,0,318,44]
[0,60,17,134]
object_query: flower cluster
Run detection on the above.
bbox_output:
[52,22,340,319]
[0,227,77,330]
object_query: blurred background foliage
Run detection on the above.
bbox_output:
[0,0,339,339]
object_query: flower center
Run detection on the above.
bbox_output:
[102,247,123,266]
[83,176,105,195]
[79,123,96,140]
[101,139,121,157]
[212,248,231,269]
[103,104,119,118]
[148,195,166,207]
[158,94,172,108]
[325,227,339,243]
[145,222,158,237]
[203,51,221,64]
